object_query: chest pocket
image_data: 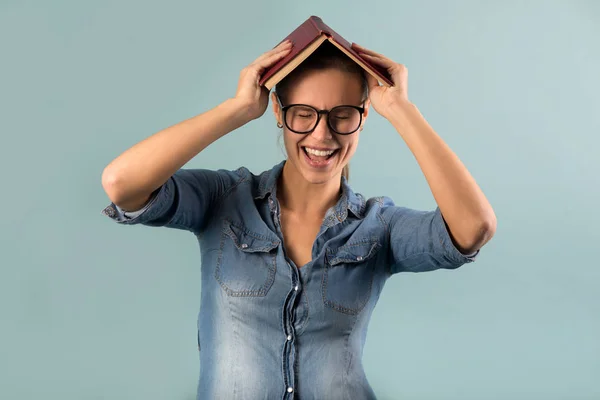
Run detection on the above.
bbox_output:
[215,219,280,297]
[323,239,381,315]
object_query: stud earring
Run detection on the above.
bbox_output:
[277,122,283,129]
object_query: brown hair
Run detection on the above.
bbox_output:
[274,41,368,181]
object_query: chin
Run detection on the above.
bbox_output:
[300,169,338,185]
[294,158,342,185]
[295,145,344,182]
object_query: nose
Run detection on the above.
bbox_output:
[310,115,334,141]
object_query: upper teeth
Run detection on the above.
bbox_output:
[305,148,334,156]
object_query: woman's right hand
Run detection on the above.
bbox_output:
[233,40,293,121]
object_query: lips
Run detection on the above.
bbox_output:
[305,147,335,157]
[301,146,339,168]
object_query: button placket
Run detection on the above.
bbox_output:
[282,269,300,398]
[269,195,301,398]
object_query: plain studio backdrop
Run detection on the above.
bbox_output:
[1,0,598,399]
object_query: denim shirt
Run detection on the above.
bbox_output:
[101,161,477,400]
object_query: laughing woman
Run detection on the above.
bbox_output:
[101,39,496,400]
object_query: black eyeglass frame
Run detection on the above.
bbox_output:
[276,95,365,135]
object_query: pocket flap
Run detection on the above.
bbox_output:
[327,240,380,266]
[223,220,280,253]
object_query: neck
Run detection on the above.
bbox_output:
[278,162,342,219]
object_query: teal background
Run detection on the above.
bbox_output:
[1,0,599,399]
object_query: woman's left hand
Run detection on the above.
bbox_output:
[351,43,410,119]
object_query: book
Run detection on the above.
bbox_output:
[259,16,394,90]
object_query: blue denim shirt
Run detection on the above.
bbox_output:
[102,161,477,400]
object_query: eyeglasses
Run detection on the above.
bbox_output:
[276,96,365,135]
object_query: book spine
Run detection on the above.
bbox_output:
[309,16,327,36]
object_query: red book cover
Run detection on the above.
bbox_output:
[259,16,393,88]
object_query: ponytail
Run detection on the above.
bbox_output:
[342,164,350,181]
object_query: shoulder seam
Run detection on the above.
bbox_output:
[214,167,250,207]
[375,197,395,276]
[374,197,389,230]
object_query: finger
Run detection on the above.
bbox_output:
[273,39,293,52]
[252,41,292,65]
[365,73,379,91]
[352,43,387,59]
[250,44,292,68]
[359,52,396,70]
[275,39,293,48]
[252,46,292,73]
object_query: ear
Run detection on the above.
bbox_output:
[360,98,370,130]
[270,92,283,126]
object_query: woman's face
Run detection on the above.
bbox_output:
[272,68,369,185]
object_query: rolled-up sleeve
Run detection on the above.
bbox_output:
[383,205,478,274]
[101,168,242,234]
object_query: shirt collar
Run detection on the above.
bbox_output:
[256,161,365,222]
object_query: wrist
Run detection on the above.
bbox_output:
[386,99,421,130]
[221,98,255,126]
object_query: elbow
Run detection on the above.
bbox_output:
[101,166,153,211]
[101,167,126,205]
[477,213,497,245]
[454,212,497,254]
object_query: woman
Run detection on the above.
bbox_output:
[101,39,496,399]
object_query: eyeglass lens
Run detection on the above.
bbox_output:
[285,105,361,134]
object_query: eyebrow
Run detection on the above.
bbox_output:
[284,101,364,108]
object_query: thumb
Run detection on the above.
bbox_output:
[365,73,380,94]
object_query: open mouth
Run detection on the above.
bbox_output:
[302,146,340,168]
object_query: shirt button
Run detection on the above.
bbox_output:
[287,335,292,341]
[356,256,363,261]
[287,387,293,393]
[294,285,298,291]
[241,243,248,249]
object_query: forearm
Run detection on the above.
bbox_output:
[388,101,496,253]
[102,98,250,211]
